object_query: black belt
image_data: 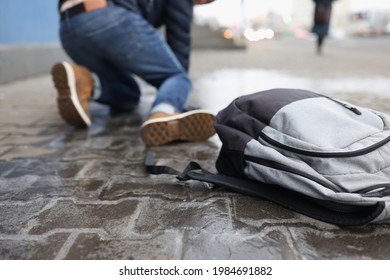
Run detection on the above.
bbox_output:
[60,1,111,21]
[61,3,87,21]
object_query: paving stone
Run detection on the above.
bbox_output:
[0,126,44,137]
[0,108,45,126]
[29,199,139,237]
[74,159,149,179]
[0,200,49,234]
[147,141,220,172]
[0,176,46,201]
[65,231,182,260]
[181,228,295,259]
[61,148,119,162]
[234,196,298,221]
[1,158,84,179]
[0,233,70,260]
[32,178,106,201]
[0,147,57,161]
[0,134,56,146]
[99,176,187,200]
[0,146,12,158]
[0,159,21,177]
[290,227,390,259]
[134,197,231,235]
[0,177,105,202]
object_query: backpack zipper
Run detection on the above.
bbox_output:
[356,184,390,197]
[257,94,389,157]
[245,154,390,198]
[259,131,390,158]
[324,96,362,115]
[243,154,344,192]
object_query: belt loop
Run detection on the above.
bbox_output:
[61,9,69,21]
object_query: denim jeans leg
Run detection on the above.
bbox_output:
[60,7,141,111]
[93,7,192,113]
[96,73,141,111]
[124,24,192,112]
[150,72,191,112]
[59,5,191,113]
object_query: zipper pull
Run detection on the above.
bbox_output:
[323,96,362,115]
[342,103,362,115]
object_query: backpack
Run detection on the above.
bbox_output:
[315,3,331,23]
[146,88,390,226]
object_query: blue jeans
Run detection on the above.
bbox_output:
[60,4,192,112]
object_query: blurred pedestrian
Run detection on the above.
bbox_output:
[51,0,215,146]
[312,0,335,55]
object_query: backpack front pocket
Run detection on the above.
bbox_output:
[260,97,390,157]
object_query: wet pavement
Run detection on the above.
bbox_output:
[1,38,390,259]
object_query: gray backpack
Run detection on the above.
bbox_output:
[146,88,390,226]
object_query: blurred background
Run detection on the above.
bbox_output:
[193,0,390,47]
[0,0,389,83]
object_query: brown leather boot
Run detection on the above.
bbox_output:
[51,61,94,127]
[140,110,216,146]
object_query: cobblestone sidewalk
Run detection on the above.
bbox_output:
[1,39,390,259]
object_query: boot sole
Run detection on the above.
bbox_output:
[140,110,216,146]
[51,61,91,127]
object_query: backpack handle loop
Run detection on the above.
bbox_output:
[145,152,203,181]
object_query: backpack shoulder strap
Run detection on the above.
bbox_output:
[145,152,206,180]
[145,152,251,187]
[144,152,385,227]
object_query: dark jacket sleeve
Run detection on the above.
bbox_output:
[163,0,193,72]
